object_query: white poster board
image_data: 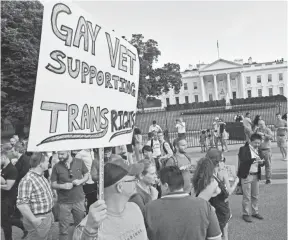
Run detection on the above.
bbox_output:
[27,2,139,152]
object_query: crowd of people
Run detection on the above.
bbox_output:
[0,111,287,240]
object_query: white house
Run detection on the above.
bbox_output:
[161,58,287,107]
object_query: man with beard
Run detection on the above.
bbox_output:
[165,138,197,195]
[73,158,148,240]
[51,151,89,240]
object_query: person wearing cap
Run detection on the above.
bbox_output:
[73,158,148,240]
[51,151,89,240]
[17,152,54,240]
[144,166,222,240]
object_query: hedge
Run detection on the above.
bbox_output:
[166,95,287,111]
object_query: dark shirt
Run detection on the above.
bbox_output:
[15,153,31,185]
[1,162,18,200]
[51,158,88,204]
[129,184,152,216]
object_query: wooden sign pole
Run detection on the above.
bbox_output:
[98,148,104,232]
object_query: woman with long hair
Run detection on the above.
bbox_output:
[129,159,158,215]
[253,115,262,131]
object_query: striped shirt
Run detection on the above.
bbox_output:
[17,170,54,215]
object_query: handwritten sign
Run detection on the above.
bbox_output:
[223,165,236,181]
[28,2,139,151]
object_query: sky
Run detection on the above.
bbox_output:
[75,1,287,71]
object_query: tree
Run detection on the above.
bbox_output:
[1,1,43,130]
[129,34,182,110]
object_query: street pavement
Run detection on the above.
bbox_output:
[2,143,287,240]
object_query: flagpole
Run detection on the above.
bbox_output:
[217,40,220,59]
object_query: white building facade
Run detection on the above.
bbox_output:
[161,58,287,107]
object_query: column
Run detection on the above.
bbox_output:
[213,74,218,100]
[200,75,206,102]
[240,72,246,98]
[226,73,232,99]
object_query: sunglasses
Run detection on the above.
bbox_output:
[68,168,73,179]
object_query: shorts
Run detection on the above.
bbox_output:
[277,135,287,148]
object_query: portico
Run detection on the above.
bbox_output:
[199,59,244,101]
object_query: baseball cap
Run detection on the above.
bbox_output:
[104,158,144,188]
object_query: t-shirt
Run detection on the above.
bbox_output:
[76,150,94,184]
[176,122,186,133]
[144,192,222,240]
[51,158,88,204]
[149,124,162,133]
[73,202,148,240]
[275,119,287,136]
[166,153,197,194]
[1,162,18,200]
[146,139,161,157]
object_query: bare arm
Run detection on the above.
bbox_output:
[1,179,16,190]
[221,172,238,195]
[264,128,273,140]
[17,204,38,223]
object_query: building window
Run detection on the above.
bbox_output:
[247,90,252,98]
[257,75,261,83]
[219,80,224,88]
[209,94,213,101]
[246,77,251,85]
[185,96,189,103]
[184,83,188,90]
[194,95,199,102]
[175,97,179,105]
[279,73,283,81]
[166,98,170,106]
[258,89,262,97]
[208,80,212,88]
[269,88,273,96]
[279,87,284,95]
[231,79,236,86]
[268,74,272,82]
[193,82,198,89]
[232,91,237,99]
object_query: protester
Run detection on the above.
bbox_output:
[129,159,158,215]
[199,130,208,152]
[146,131,162,171]
[175,117,186,138]
[76,149,98,211]
[252,115,262,131]
[10,137,17,148]
[1,148,19,240]
[254,120,273,184]
[17,152,54,240]
[213,117,221,148]
[207,129,214,147]
[142,145,154,161]
[134,127,143,162]
[103,147,122,163]
[219,118,229,152]
[149,120,162,133]
[165,138,197,194]
[274,113,287,161]
[243,112,253,142]
[157,131,174,165]
[237,133,265,223]
[51,151,89,240]
[234,111,244,122]
[73,158,148,240]
[144,166,222,240]
[206,148,239,240]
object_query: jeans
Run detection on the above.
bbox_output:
[241,174,259,216]
[1,198,14,240]
[260,149,272,181]
[58,200,86,240]
[23,212,54,240]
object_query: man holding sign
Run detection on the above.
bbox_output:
[73,158,148,240]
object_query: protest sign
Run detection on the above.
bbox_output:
[224,165,236,181]
[27,2,140,152]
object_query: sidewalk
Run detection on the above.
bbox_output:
[186,142,287,183]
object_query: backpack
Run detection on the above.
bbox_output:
[151,140,175,155]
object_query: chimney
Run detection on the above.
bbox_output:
[248,57,252,64]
